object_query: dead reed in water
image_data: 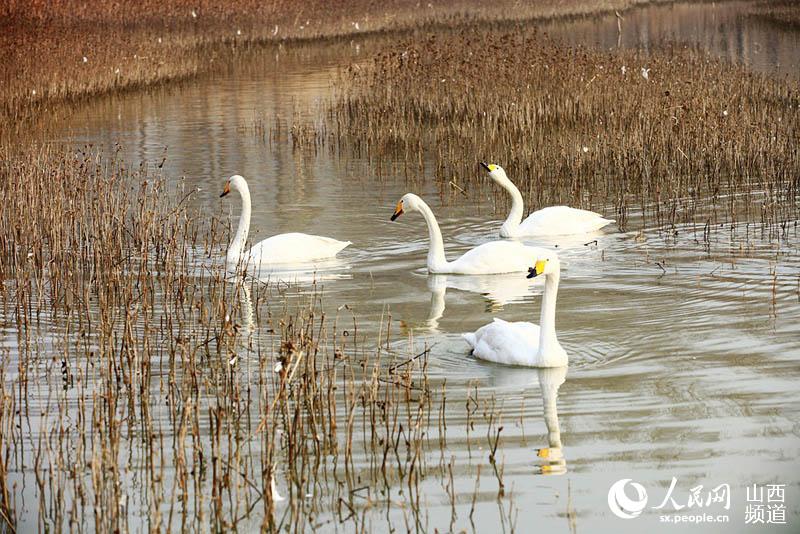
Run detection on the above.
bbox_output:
[0,142,528,530]
[332,28,800,230]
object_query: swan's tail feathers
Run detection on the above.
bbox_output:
[462,332,477,350]
[331,240,352,256]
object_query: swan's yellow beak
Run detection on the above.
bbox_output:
[527,259,547,279]
[220,181,231,198]
[390,200,404,221]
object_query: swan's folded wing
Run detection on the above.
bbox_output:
[467,320,540,366]
[519,206,613,236]
[248,232,350,264]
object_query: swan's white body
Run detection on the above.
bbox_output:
[482,164,614,238]
[463,255,567,367]
[242,233,349,265]
[430,240,546,274]
[221,175,350,269]
[506,205,614,238]
[391,193,548,275]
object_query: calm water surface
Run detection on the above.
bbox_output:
[12,1,800,531]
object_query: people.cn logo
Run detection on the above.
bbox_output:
[607,479,649,519]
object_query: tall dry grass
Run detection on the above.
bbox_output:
[332,28,800,229]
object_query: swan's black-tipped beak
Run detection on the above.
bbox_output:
[220,182,231,198]
[527,259,547,278]
[480,162,491,172]
[391,201,404,221]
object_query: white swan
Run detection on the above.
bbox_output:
[390,193,548,274]
[462,254,567,367]
[220,175,351,269]
[481,163,614,238]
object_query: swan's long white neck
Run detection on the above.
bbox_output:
[415,200,448,272]
[495,174,525,237]
[537,269,561,362]
[228,179,251,266]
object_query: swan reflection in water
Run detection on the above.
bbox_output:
[536,366,567,475]
[226,282,286,501]
[442,272,544,309]
[483,365,568,475]
[240,256,352,286]
[220,282,257,367]
[407,273,545,333]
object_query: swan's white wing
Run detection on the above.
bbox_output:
[518,206,613,237]
[246,232,350,265]
[463,318,541,366]
[446,241,549,274]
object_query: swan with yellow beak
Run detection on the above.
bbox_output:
[481,163,614,238]
[463,254,567,367]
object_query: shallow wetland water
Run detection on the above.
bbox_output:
[5,1,800,531]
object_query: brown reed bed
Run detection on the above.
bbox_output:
[331,26,800,230]
[1,0,675,127]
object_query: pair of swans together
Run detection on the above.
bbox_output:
[220,165,614,367]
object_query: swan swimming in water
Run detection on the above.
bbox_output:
[481,163,614,238]
[463,253,567,367]
[390,193,549,274]
[220,175,351,270]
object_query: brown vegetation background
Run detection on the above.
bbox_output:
[1,0,672,123]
